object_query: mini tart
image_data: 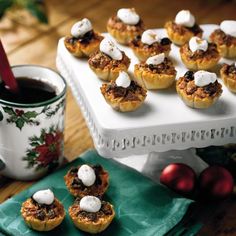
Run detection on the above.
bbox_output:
[21,197,65,231]
[69,198,115,234]
[130,35,172,62]
[180,42,220,71]
[209,29,236,58]
[64,30,103,57]
[176,71,222,109]
[134,58,176,89]
[88,51,130,81]
[64,164,109,197]
[107,15,145,45]
[220,63,236,93]
[100,80,147,112]
[165,21,203,46]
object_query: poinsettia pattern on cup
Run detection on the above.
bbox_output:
[23,125,63,171]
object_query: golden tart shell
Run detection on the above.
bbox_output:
[100,81,147,112]
[179,43,220,71]
[164,21,203,46]
[176,74,222,109]
[130,37,171,62]
[88,51,130,81]
[220,64,236,93]
[107,16,145,45]
[209,29,236,58]
[21,198,65,231]
[69,199,115,234]
[64,31,103,58]
[64,165,109,197]
[134,59,176,89]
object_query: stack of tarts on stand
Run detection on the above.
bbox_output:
[64,18,103,58]
[107,8,145,45]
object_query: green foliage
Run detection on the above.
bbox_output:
[23,111,38,119]
[0,0,48,24]
[15,117,24,130]
[3,107,15,115]
[3,107,40,130]
[25,0,48,24]
[0,0,13,18]
[43,98,66,118]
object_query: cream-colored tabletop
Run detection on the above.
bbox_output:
[0,0,236,235]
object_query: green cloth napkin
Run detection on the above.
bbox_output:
[0,150,198,236]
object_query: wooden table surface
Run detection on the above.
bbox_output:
[0,0,236,235]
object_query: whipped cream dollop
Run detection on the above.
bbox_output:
[80,196,101,213]
[116,71,131,88]
[220,20,236,37]
[194,70,217,87]
[141,30,160,45]
[71,18,93,38]
[32,189,54,205]
[117,8,140,25]
[189,36,208,53]
[100,38,122,60]
[78,164,96,187]
[175,10,195,28]
[146,53,165,65]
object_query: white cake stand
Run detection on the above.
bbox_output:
[56,24,236,181]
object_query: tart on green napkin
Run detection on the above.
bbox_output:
[0,150,197,236]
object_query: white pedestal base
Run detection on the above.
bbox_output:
[114,148,208,183]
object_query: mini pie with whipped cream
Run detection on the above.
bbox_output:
[100,71,147,112]
[165,10,203,46]
[220,62,236,93]
[130,29,172,62]
[88,38,130,81]
[21,189,65,231]
[69,196,115,234]
[209,20,236,58]
[64,18,103,57]
[180,36,220,70]
[176,70,222,109]
[134,53,176,89]
[64,164,109,197]
[107,8,145,45]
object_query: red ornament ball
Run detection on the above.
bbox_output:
[199,166,234,200]
[160,163,196,195]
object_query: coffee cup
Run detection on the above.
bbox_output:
[0,65,66,180]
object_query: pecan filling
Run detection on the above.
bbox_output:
[70,165,103,190]
[73,199,113,222]
[105,80,146,101]
[211,29,236,46]
[178,71,222,98]
[27,198,59,221]
[221,63,236,80]
[88,51,130,69]
[181,42,219,60]
[131,35,172,54]
[172,22,203,35]
[226,64,236,75]
[139,58,176,75]
[65,30,101,45]
[107,16,144,32]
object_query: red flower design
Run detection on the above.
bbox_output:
[34,131,63,167]
[15,109,24,116]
